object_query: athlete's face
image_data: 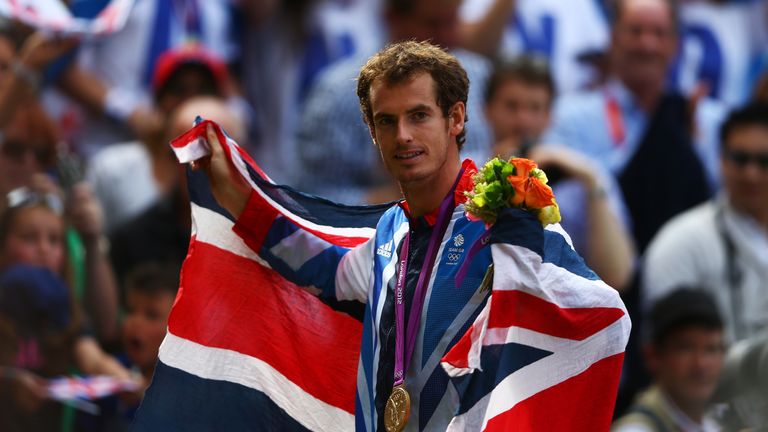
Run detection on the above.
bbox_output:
[368,72,464,190]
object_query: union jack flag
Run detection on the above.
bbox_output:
[48,375,139,402]
[441,224,631,430]
[133,120,630,431]
[0,0,134,35]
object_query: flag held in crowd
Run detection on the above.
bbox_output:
[134,119,630,431]
[0,0,134,35]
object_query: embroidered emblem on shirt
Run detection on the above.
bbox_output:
[446,234,466,266]
[376,240,393,259]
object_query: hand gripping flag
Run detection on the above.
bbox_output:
[134,120,630,431]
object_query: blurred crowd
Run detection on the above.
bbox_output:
[0,0,767,430]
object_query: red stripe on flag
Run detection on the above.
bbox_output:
[487,290,624,341]
[169,240,361,413]
[440,322,478,370]
[233,190,281,252]
[170,121,206,148]
[483,353,624,432]
[235,188,371,249]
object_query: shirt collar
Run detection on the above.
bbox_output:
[398,158,478,226]
[659,389,713,432]
[605,78,637,112]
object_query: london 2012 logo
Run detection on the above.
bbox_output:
[447,234,465,265]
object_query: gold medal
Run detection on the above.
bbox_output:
[384,384,411,432]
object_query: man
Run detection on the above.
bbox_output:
[643,102,768,343]
[110,95,245,302]
[87,45,233,233]
[0,105,58,198]
[484,56,554,158]
[294,0,492,205]
[484,56,635,291]
[205,41,485,431]
[544,0,725,253]
[613,288,725,431]
[197,41,627,431]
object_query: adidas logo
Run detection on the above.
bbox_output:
[376,240,394,258]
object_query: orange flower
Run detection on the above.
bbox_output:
[524,177,555,208]
[507,174,528,206]
[510,158,537,178]
[504,158,555,209]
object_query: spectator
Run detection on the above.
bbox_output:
[484,55,635,290]
[58,0,241,156]
[87,45,234,233]
[295,0,493,204]
[109,96,245,299]
[0,100,120,345]
[613,288,725,431]
[0,189,135,431]
[0,104,58,197]
[643,102,768,343]
[122,263,179,382]
[0,185,120,344]
[544,0,725,254]
[0,266,84,432]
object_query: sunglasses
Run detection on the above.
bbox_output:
[0,139,56,166]
[6,187,64,215]
[724,149,768,171]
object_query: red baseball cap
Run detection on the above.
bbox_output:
[151,44,229,95]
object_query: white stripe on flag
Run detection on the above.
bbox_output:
[222,137,378,240]
[190,203,270,267]
[159,332,355,432]
[445,317,629,432]
[174,136,212,164]
[270,222,335,271]
[490,243,625,310]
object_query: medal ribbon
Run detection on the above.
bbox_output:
[393,170,463,387]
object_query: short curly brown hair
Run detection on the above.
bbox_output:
[356,41,469,149]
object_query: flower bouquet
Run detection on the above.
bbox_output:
[464,157,561,227]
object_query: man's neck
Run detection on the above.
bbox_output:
[665,391,708,425]
[401,163,461,219]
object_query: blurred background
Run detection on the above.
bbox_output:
[0,0,767,430]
